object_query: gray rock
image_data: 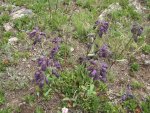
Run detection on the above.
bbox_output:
[10,8,33,19]
[144,60,150,65]
[3,22,13,31]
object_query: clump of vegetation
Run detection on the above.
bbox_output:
[0,0,149,112]
[130,62,140,72]
[0,90,5,105]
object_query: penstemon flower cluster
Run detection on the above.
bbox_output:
[131,23,143,42]
[29,27,46,45]
[29,28,62,88]
[87,60,108,82]
[121,85,134,101]
[95,20,109,37]
[80,20,111,82]
[98,44,111,58]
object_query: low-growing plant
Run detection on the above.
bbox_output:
[131,80,143,89]
[23,94,36,105]
[72,11,94,39]
[48,10,68,30]
[141,96,150,113]
[35,106,44,113]
[0,90,5,105]
[0,108,12,113]
[13,16,34,31]
[122,98,139,112]
[0,12,10,25]
[142,44,150,54]
[130,62,140,72]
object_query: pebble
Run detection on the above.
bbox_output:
[8,37,18,45]
[70,47,74,52]
[3,22,13,31]
[144,60,150,65]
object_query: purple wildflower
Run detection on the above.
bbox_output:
[100,63,108,82]
[29,27,46,45]
[95,20,109,37]
[34,70,48,88]
[91,69,97,77]
[54,61,61,69]
[37,57,49,71]
[99,44,110,58]
[50,46,59,59]
[121,85,134,101]
[29,27,38,38]
[131,24,143,42]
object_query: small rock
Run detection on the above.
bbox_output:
[8,37,18,45]
[116,59,128,64]
[11,8,33,19]
[3,22,13,31]
[22,58,26,62]
[144,60,150,65]
[70,47,74,52]
[27,64,31,68]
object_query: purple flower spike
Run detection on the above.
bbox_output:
[50,46,59,59]
[29,27,38,38]
[54,61,61,69]
[95,20,109,37]
[28,27,46,45]
[100,63,108,82]
[39,80,44,88]
[37,57,49,71]
[121,84,134,101]
[90,60,97,65]
[34,70,48,88]
[131,23,143,42]
[41,60,47,71]
[34,70,41,82]
[91,69,97,76]
[99,44,110,58]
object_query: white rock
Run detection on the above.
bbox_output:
[8,37,18,45]
[3,22,13,31]
[144,60,150,65]
[70,47,74,52]
[11,8,33,19]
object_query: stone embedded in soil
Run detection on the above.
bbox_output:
[70,47,74,52]
[11,8,33,19]
[144,60,150,65]
[3,22,13,31]
[8,37,18,45]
